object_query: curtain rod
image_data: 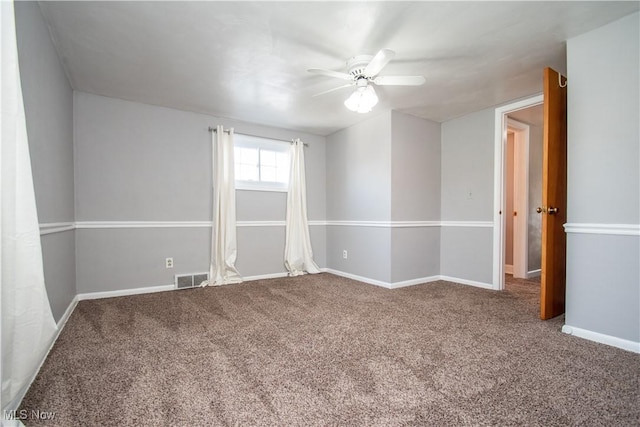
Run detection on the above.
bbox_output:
[208,127,308,146]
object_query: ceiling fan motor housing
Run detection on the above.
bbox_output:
[347,55,374,79]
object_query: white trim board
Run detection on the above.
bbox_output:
[438,275,495,290]
[324,269,494,291]
[439,221,493,228]
[526,269,541,279]
[562,325,640,353]
[74,270,495,297]
[70,220,324,230]
[323,268,440,289]
[75,221,211,229]
[77,284,176,301]
[65,220,493,231]
[326,221,440,228]
[564,223,640,236]
[4,295,80,413]
[39,222,75,235]
[76,272,298,301]
[242,272,290,281]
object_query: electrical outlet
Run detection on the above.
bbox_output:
[343,250,348,259]
[165,257,174,269]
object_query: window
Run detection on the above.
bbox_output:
[234,134,290,192]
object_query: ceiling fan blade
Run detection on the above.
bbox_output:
[373,75,426,86]
[364,49,395,77]
[307,68,353,81]
[312,84,353,97]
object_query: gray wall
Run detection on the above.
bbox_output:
[74,92,326,293]
[325,111,441,284]
[565,12,639,342]
[326,112,392,282]
[440,108,495,284]
[15,1,76,322]
[390,111,441,282]
[326,112,392,222]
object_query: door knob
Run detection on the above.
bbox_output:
[536,206,559,214]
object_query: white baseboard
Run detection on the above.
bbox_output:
[562,325,640,353]
[242,272,290,281]
[437,275,496,290]
[323,269,493,291]
[526,269,541,279]
[4,294,80,413]
[77,273,299,300]
[57,295,79,330]
[387,275,441,289]
[324,268,439,289]
[77,284,175,301]
[504,264,513,274]
[323,268,393,288]
[1,420,26,427]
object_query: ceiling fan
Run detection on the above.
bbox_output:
[308,49,425,113]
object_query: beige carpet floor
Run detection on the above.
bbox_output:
[19,273,639,426]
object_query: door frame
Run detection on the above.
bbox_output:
[506,118,530,279]
[492,94,543,290]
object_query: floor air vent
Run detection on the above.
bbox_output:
[175,272,209,289]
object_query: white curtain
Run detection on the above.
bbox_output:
[284,139,320,276]
[201,126,242,286]
[1,0,57,412]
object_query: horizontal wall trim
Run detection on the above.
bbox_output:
[39,222,75,235]
[75,221,212,229]
[564,223,640,236]
[67,220,325,230]
[562,325,640,353]
[44,220,495,231]
[440,221,494,228]
[238,221,325,227]
[327,221,492,228]
[326,220,440,228]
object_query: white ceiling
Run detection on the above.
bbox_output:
[38,1,638,136]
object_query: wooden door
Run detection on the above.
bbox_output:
[540,67,567,320]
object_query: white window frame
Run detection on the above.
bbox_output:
[234,134,291,192]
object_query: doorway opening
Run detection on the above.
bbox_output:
[492,94,543,290]
[504,118,530,279]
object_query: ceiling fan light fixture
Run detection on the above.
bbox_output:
[344,85,378,113]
